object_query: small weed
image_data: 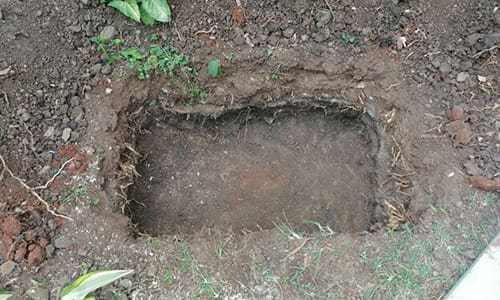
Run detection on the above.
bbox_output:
[215,239,229,259]
[80,262,91,274]
[161,267,175,284]
[149,238,160,247]
[186,86,208,106]
[90,197,100,206]
[91,35,123,64]
[207,59,222,78]
[266,65,281,81]
[178,243,196,273]
[30,279,43,287]
[273,218,303,241]
[63,186,87,204]
[195,273,221,299]
[341,32,355,44]
[150,32,160,42]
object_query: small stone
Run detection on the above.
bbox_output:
[283,28,295,38]
[61,128,72,142]
[70,96,80,106]
[439,62,452,79]
[44,126,55,139]
[100,25,116,41]
[53,236,72,249]
[300,34,309,42]
[0,261,16,275]
[101,64,112,75]
[35,10,43,17]
[120,278,133,289]
[28,287,49,300]
[21,111,32,121]
[463,161,482,176]
[493,153,500,163]
[68,25,81,33]
[45,245,55,258]
[446,106,465,121]
[91,63,102,75]
[456,72,468,82]
[0,8,4,20]
[316,9,332,27]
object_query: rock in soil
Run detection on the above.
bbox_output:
[463,161,482,176]
[27,244,45,266]
[0,216,22,237]
[61,127,72,142]
[469,176,500,191]
[446,106,465,121]
[100,25,116,41]
[0,260,16,275]
[53,236,72,249]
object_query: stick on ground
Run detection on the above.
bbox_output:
[0,153,73,221]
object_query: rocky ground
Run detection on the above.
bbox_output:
[0,0,499,299]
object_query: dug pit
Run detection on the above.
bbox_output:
[127,101,380,235]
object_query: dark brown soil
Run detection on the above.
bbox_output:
[129,102,378,235]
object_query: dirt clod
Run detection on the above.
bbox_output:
[469,176,500,191]
[0,216,22,237]
[446,106,465,121]
[232,7,246,26]
[27,244,45,266]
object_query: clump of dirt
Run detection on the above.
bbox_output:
[127,101,380,235]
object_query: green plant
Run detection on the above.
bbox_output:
[107,0,171,25]
[61,270,134,300]
[161,267,175,284]
[150,32,160,42]
[0,289,14,300]
[269,65,281,80]
[341,32,355,44]
[91,36,123,64]
[90,197,100,206]
[64,186,87,204]
[207,60,222,78]
[149,238,160,247]
[186,86,208,106]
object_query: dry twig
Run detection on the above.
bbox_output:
[0,153,73,221]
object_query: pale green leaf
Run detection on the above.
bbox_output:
[140,6,156,26]
[0,289,14,300]
[108,0,141,23]
[61,270,134,300]
[208,60,222,78]
[141,0,171,22]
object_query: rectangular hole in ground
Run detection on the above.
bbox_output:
[127,104,378,236]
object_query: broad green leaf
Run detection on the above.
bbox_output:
[0,289,14,300]
[61,270,134,300]
[108,0,141,23]
[140,6,156,25]
[141,0,171,22]
[207,60,222,78]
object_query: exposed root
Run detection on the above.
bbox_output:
[385,200,409,230]
[281,238,311,262]
[0,153,73,221]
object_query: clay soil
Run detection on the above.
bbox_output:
[0,0,499,299]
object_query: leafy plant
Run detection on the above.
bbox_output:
[0,289,14,300]
[150,32,160,42]
[91,36,123,64]
[61,270,134,300]
[186,86,208,106]
[269,65,281,81]
[207,60,222,78]
[64,186,88,204]
[108,0,171,25]
[90,197,100,206]
[341,32,355,44]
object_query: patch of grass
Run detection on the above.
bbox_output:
[215,240,229,259]
[161,267,175,284]
[366,223,449,299]
[149,238,160,247]
[63,186,87,204]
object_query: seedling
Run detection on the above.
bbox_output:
[61,269,134,300]
[90,35,123,64]
[207,60,222,78]
[90,197,100,206]
[107,0,171,24]
[266,65,281,81]
[64,186,87,204]
[150,32,160,42]
[341,32,355,44]
[186,86,208,106]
